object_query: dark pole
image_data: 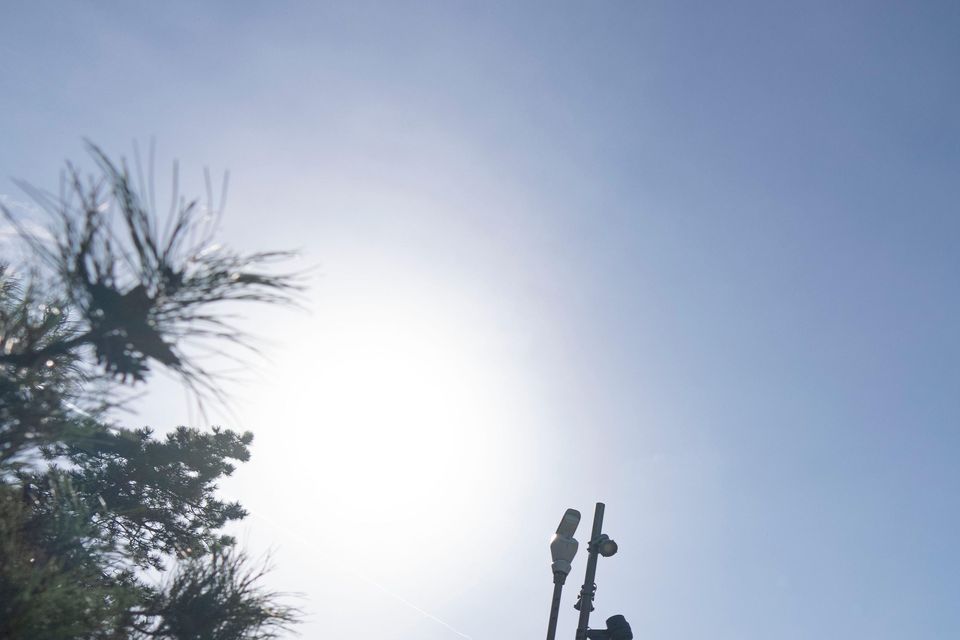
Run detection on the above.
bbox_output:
[575,502,605,640]
[546,579,564,640]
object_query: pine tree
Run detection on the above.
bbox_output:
[0,145,301,639]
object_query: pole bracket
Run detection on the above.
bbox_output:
[573,582,596,612]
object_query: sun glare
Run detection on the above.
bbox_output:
[247,276,533,573]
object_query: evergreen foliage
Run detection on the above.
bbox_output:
[0,145,301,639]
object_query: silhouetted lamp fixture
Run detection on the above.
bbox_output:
[585,615,633,640]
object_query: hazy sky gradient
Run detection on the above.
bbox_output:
[2,2,959,639]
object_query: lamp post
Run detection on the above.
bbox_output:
[545,502,632,640]
[546,508,581,640]
[574,503,605,640]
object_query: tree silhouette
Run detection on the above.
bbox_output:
[0,144,301,639]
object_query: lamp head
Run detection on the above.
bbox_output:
[550,508,581,577]
[585,615,633,640]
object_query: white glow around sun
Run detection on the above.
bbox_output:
[238,268,537,578]
[307,295,505,523]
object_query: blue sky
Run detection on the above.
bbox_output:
[2,2,958,638]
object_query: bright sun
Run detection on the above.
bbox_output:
[243,274,534,573]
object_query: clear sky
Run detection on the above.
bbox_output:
[2,2,959,639]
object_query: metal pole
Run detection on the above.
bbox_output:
[575,502,605,640]
[546,579,564,640]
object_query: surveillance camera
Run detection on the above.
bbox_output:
[592,534,618,558]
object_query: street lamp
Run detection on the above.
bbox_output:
[574,503,624,640]
[546,508,581,640]
[544,502,632,640]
